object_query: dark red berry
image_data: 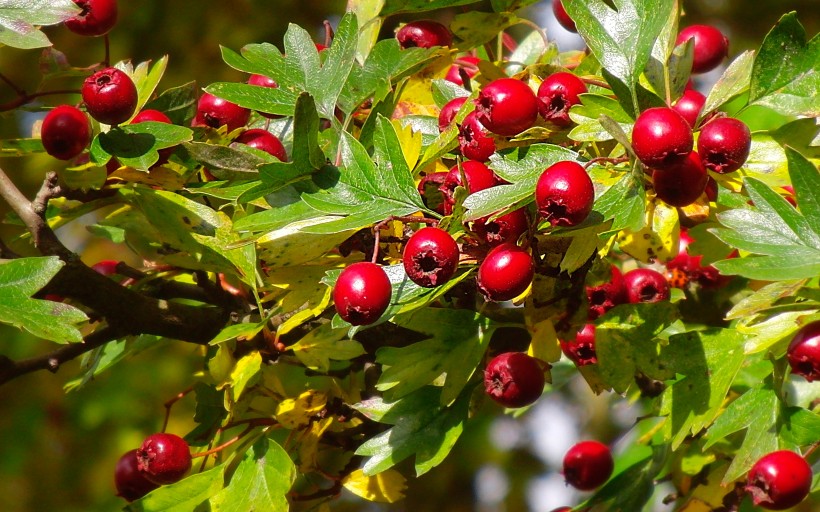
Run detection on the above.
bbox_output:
[333,262,392,325]
[652,151,708,207]
[477,243,534,302]
[458,111,496,162]
[247,74,281,119]
[192,92,250,132]
[623,268,670,303]
[41,105,91,160]
[535,161,595,227]
[787,320,820,382]
[233,128,287,161]
[484,352,545,408]
[418,171,448,214]
[697,117,751,174]
[666,230,730,289]
[631,107,693,168]
[445,56,481,86]
[475,78,539,136]
[82,67,138,125]
[91,260,119,276]
[537,72,587,127]
[136,433,192,485]
[472,208,529,247]
[586,264,627,319]
[396,20,452,49]
[561,323,597,366]
[131,109,171,124]
[563,440,614,491]
[552,1,577,32]
[676,25,729,74]
[672,89,706,128]
[114,449,160,502]
[705,176,719,202]
[438,97,467,132]
[745,450,812,510]
[441,160,498,215]
[65,0,117,37]
[402,227,460,287]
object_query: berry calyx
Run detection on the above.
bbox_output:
[402,227,460,288]
[552,1,577,32]
[672,88,706,128]
[333,262,392,325]
[65,0,118,37]
[192,92,250,132]
[537,72,587,127]
[445,56,481,86]
[396,20,452,49]
[652,151,708,207]
[676,25,730,74]
[438,96,467,132]
[41,105,92,160]
[114,449,160,502]
[233,129,288,161]
[623,268,670,303]
[458,111,496,162]
[136,433,192,485]
[631,107,693,168]
[745,450,812,510]
[786,320,820,382]
[475,78,539,136]
[563,440,614,491]
[535,161,595,227]
[440,160,498,215]
[477,243,534,302]
[586,264,627,319]
[696,117,751,174]
[561,324,597,366]
[472,208,529,247]
[81,67,138,125]
[483,352,545,408]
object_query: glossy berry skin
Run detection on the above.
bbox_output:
[787,320,820,382]
[333,262,392,325]
[136,433,192,485]
[552,0,576,32]
[192,92,250,132]
[563,441,614,491]
[745,450,812,510]
[65,0,118,37]
[472,208,529,247]
[41,105,91,160]
[475,78,539,136]
[445,56,481,86]
[676,25,729,74]
[561,323,597,366]
[91,260,119,277]
[696,117,751,174]
[114,449,160,502]
[672,89,706,128]
[623,268,670,304]
[537,72,587,127]
[586,265,628,319]
[402,227,460,288]
[81,67,138,125]
[440,160,498,214]
[131,109,171,124]
[233,129,287,161]
[438,97,467,132]
[632,107,693,168]
[484,352,545,408]
[652,151,708,207]
[396,20,452,49]
[477,243,534,302]
[458,111,496,162]
[535,161,595,227]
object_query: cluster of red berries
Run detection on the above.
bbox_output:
[114,432,192,502]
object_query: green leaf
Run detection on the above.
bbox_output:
[0,138,46,157]
[593,172,646,232]
[0,0,79,49]
[725,280,806,320]
[450,11,520,49]
[702,51,754,117]
[144,81,198,126]
[128,57,169,116]
[182,141,267,180]
[579,446,664,512]
[787,147,820,236]
[568,94,633,142]
[290,323,365,373]
[0,257,88,344]
[90,123,193,169]
[379,0,478,16]
[781,406,820,446]
[126,464,225,512]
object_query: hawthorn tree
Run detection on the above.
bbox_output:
[0,0,818,511]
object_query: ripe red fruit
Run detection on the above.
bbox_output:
[402,227,460,288]
[586,264,627,319]
[623,268,670,303]
[65,0,118,37]
[537,72,587,127]
[333,262,392,325]
[114,449,160,502]
[417,171,448,214]
[483,352,545,408]
[561,323,597,366]
[91,260,119,276]
[676,25,730,74]
[745,450,812,510]
[233,129,287,161]
[474,78,539,136]
[666,230,730,289]
[535,161,595,227]
[631,107,693,168]
[563,440,614,491]
[438,97,467,132]
[82,67,138,125]
[652,151,708,207]
[396,20,452,49]
[477,243,534,302]
[192,92,250,132]
[458,111,496,162]
[672,89,706,128]
[787,320,820,382]
[136,433,192,485]
[131,109,171,124]
[445,56,481,86]
[696,117,751,174]
[440,160,498,215]
[41,105,92,160]
[472,208,529,247]
[552,0,577,32]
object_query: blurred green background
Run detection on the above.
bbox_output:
[0,1,818,511]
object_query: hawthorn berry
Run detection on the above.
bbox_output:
[561,323,597,366]
[552,0,577,32]
[233,129,288,161]
[445,56,481,86]
[396,20,452,49]
[631,107,693,168]
[696,117,751,174]
[672,88,706,128]
[477,243,534,302]
[483,352,545,408]
[333,262,392,325]
[586,264,627,319]
[786,320,820,382]
[676,25,730,74]
[563,440,614,491]
[65,0,118,37]
[91,260,120,277]
[114,449,160,502]
[402,227,460,288]
[623,268,670,303]
[440,160,498,214]
[535,161,595,227]
[417,171,448,214]
[41,105,92,160]
[472,208,529,247]
[537,72,587,127]
[666,230,730,289]
[475,78,539,136]
[438,96,467,132]
[745,450,812,510]
[458,111,496,162]
[81,67,138,125]
[652,151,708,207]
[192,92,250,132]
[136,433,192,485]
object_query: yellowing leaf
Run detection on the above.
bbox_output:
[275,390,327,429]
[342,468,407,503]
[528,318,561,364]
[264,265,333,335]
[297,416,334,472]
[391,119,422,171]
[617,200,680,263]
[230,352,262,401]
[290,323,365,373]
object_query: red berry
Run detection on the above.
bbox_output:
[484,352,545,408]
[458,111,496,162]
[440,160,499,215]
[696,117,751,174]
[623,268,670,303]
[333,262,392,325]
[586,264,627,319]
[475,78,539,136]
[438,97,467,132]
[477,243,534,302]
[787,320,820,382]
[192,92,250,132]
[417,171,448,214]
[445,56,481,86]
[233,128,287,162]
[631,107,693,168]
[131,109,171,124]
[136,433,192,485]
[91,260,119,276]
[552,1,577,32]
[676,25,729,74]
[402,227,460,288]
[396,20,452,49]
[666,230,730,289]
[41,105,91,160]
[652,151,708,207]
[65,0,117,37]
[705,175,719,202]
[82,67,138,125]
[561,323,597,366]
[672,89,706,128]
[114,449,160,502]
[745,450,812,510]
[537,72,587,127]
[247,74,281,119]
[535,161,595,227]
[563,440,614,491]
[472,208,529,247]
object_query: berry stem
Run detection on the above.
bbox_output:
[581,78,612,90]
[191,424,255,459]
[371,215,437,263]
[0,89,82,112]
[802,440,820,460]
[162,386,194,433]
[583,156,629,169]
[515,19,549,50]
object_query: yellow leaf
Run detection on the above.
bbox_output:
[391,118,422,171]
[275,390,327,429]
[342,469,407,503]
[297,416,334,473]
[264,265,333,336]
[617,200,680,263]
[290,323,365,373]
[528,318,561,364]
